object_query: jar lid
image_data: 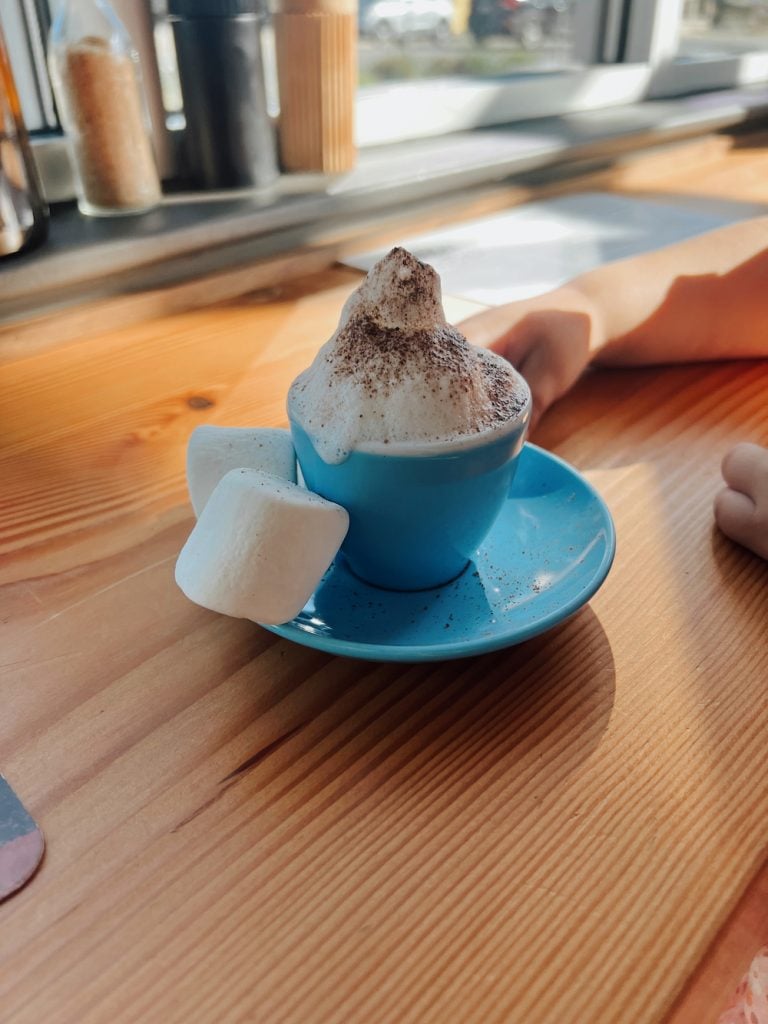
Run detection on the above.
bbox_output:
[168,0,265,16]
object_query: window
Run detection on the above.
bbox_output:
[354,0,645,145]
[0,0,56,131]
[680,0,768,59]
[358,0,583,85]
[8,0,620,141]
[6,0,768,196]
[647,0,768,96]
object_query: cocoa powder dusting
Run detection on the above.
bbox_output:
[287,246,529,460]
[328,312,523,434]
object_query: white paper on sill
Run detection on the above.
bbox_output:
[343,192,745,307]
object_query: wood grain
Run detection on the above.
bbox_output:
[274,10,357,172]
[2,132,768,1023]
[668,859,768,1023]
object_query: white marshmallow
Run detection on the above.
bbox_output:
[175,468,348,625]
[186,426,296,517]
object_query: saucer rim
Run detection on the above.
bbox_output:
[261,443,616,662]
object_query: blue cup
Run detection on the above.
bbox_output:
[290,402,531,590]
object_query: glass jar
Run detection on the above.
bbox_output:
[48,0,162,216]
[0,23,49,256]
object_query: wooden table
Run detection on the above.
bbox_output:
[1,135,767,1023]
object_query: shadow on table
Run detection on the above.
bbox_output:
[230,604,615,810]
[533,358,768,792]
[391,604,617,788]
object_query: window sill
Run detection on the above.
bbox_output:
[4,81,768,326]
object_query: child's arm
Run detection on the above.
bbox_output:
[460,215,768,561]
[579,213,768,365]
[462,215,768,419]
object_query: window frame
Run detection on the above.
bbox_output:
[12,0,768,200]
[358,0,768,145]
[354,65,654,147]
[635,0,768,98]
[1,0,57,131]
[355,0,634,145]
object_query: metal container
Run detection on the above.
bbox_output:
[0,22,48,256]
[169,0,278,190]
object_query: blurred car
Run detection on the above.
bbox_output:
[468,0,569,46]
[711,0,768,23]
[359,0,455,41]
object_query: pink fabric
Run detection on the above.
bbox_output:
[719,948,768,1024]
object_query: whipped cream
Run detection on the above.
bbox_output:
[287,247,529,463]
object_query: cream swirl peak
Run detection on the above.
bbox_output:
[287,247,529,463]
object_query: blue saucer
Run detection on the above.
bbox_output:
[262,444,616,662]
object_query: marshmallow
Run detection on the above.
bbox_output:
[175,468,348,625]
[186,426,296,517]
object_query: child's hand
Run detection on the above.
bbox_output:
[715,443,768,560]
[460,286,603,428]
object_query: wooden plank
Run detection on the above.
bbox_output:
[1,268,767,1021]
[2,127,768,1022]
[667,859,768,1024]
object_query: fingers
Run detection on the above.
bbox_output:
[459,307,521,352]
[715,444,768,560]
[517,348,561,427]
[459,300,593,427]
[721,443,768,504]
[714,488,768,559]
[715,485,756,534]
[460,305,545,372]
[461,309,546,424]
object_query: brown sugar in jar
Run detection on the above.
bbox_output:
[51,31,161,215]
